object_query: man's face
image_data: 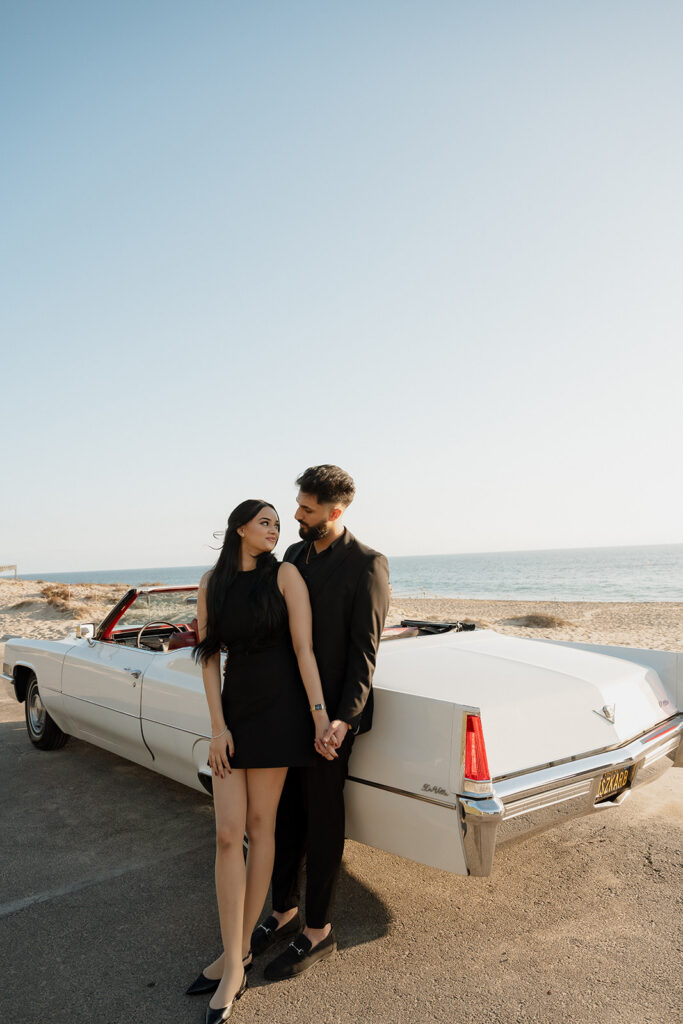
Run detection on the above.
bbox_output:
[294,490,334,542]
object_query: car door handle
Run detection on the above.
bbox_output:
[123,668,142,686]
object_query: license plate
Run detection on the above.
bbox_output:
[595,765,633,803]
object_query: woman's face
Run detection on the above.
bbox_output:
[239,506,280,554]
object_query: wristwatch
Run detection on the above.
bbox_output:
[310,703,326,712]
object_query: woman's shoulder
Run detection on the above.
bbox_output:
[276,561,303,588]
[199,568,213,590]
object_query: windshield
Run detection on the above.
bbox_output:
[113,590,198,632]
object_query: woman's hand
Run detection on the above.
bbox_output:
[209,729,234,778]
[313,712,336,760]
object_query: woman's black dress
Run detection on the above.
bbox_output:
[219,569,315,769]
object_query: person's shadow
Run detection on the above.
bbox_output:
[243,862,391,992]
[336,861,391,949]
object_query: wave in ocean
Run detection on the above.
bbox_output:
[8,544,683,603]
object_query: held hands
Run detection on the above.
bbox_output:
[316,719,350,761]
[313,711,333,760]
[209,728,234,778]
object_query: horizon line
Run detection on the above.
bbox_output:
[5,539,682,577]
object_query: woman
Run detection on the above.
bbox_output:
[187,499,330,1024]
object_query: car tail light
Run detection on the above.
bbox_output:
[464,714,491,783]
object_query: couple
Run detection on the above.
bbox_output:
[190,465,391,1023]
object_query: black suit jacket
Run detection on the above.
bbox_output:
[284,530,390,735]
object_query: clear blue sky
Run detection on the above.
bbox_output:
[2,1,681,571]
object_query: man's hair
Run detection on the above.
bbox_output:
[296,464,356,508]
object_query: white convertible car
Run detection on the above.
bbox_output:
[3,585,682,877]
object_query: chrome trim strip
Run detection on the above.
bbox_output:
[642,736,679,768]
[502,779,593,820]
[0,672,13,684]
[492,714,682,785]
[346,775,457,810]
[493,715,683,803]
[61,694,141,720]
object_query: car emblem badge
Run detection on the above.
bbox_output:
[594,704,616,724]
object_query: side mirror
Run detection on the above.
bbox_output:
[78,623,95,639]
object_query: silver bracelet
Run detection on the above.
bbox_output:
[211,725,229,739]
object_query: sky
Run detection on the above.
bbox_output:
[2,1,682,572]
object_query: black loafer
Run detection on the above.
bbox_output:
[263,929,337,981]
[250,913,301,957]
[205,970,248,1024]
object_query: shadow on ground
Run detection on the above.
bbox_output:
[0,716,390,1024]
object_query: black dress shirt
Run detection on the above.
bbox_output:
[291,531,344,585]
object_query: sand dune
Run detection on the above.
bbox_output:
[1,579,681,666]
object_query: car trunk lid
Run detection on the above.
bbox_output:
[451,632,671,777]
[374,630,672,780]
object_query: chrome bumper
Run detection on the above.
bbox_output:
[459,714,683,877]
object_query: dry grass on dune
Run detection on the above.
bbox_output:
[3,582,132,623]
[42,584,71,608]
[501,613,572,628]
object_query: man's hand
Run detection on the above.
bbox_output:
[320,719,350,758]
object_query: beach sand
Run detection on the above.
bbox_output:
[0,580,130,663]
[387,596,683,650]
[1,579,681,664]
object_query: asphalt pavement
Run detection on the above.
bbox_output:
[1,678,681,1024]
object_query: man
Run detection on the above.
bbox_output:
[253,464,390,980]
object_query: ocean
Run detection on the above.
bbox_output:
[8,543,683,603]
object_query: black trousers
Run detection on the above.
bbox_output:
[272,732,355,929]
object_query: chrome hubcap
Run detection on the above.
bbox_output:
[29,686,46,733]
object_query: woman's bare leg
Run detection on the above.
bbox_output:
[209,768,248,1010]
[242,767,288,957]
[202,767,288,976]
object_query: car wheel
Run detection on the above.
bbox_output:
[24,674,70,750]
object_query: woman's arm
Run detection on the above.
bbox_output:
[277,563,333,759]
[197,572,234,777]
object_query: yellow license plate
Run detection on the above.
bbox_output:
[595,765,633,803]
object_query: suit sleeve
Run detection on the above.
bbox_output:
[336,553,391,732]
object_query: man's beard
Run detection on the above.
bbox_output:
[298,521,329,542]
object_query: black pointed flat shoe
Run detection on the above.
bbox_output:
[205,971,248,1024]
[250,913,301,957]
[186,972,219,996]
[186,954,252,995]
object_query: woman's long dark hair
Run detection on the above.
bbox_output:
[193,499,286,663]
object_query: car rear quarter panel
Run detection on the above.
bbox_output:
[346,685,469,874]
